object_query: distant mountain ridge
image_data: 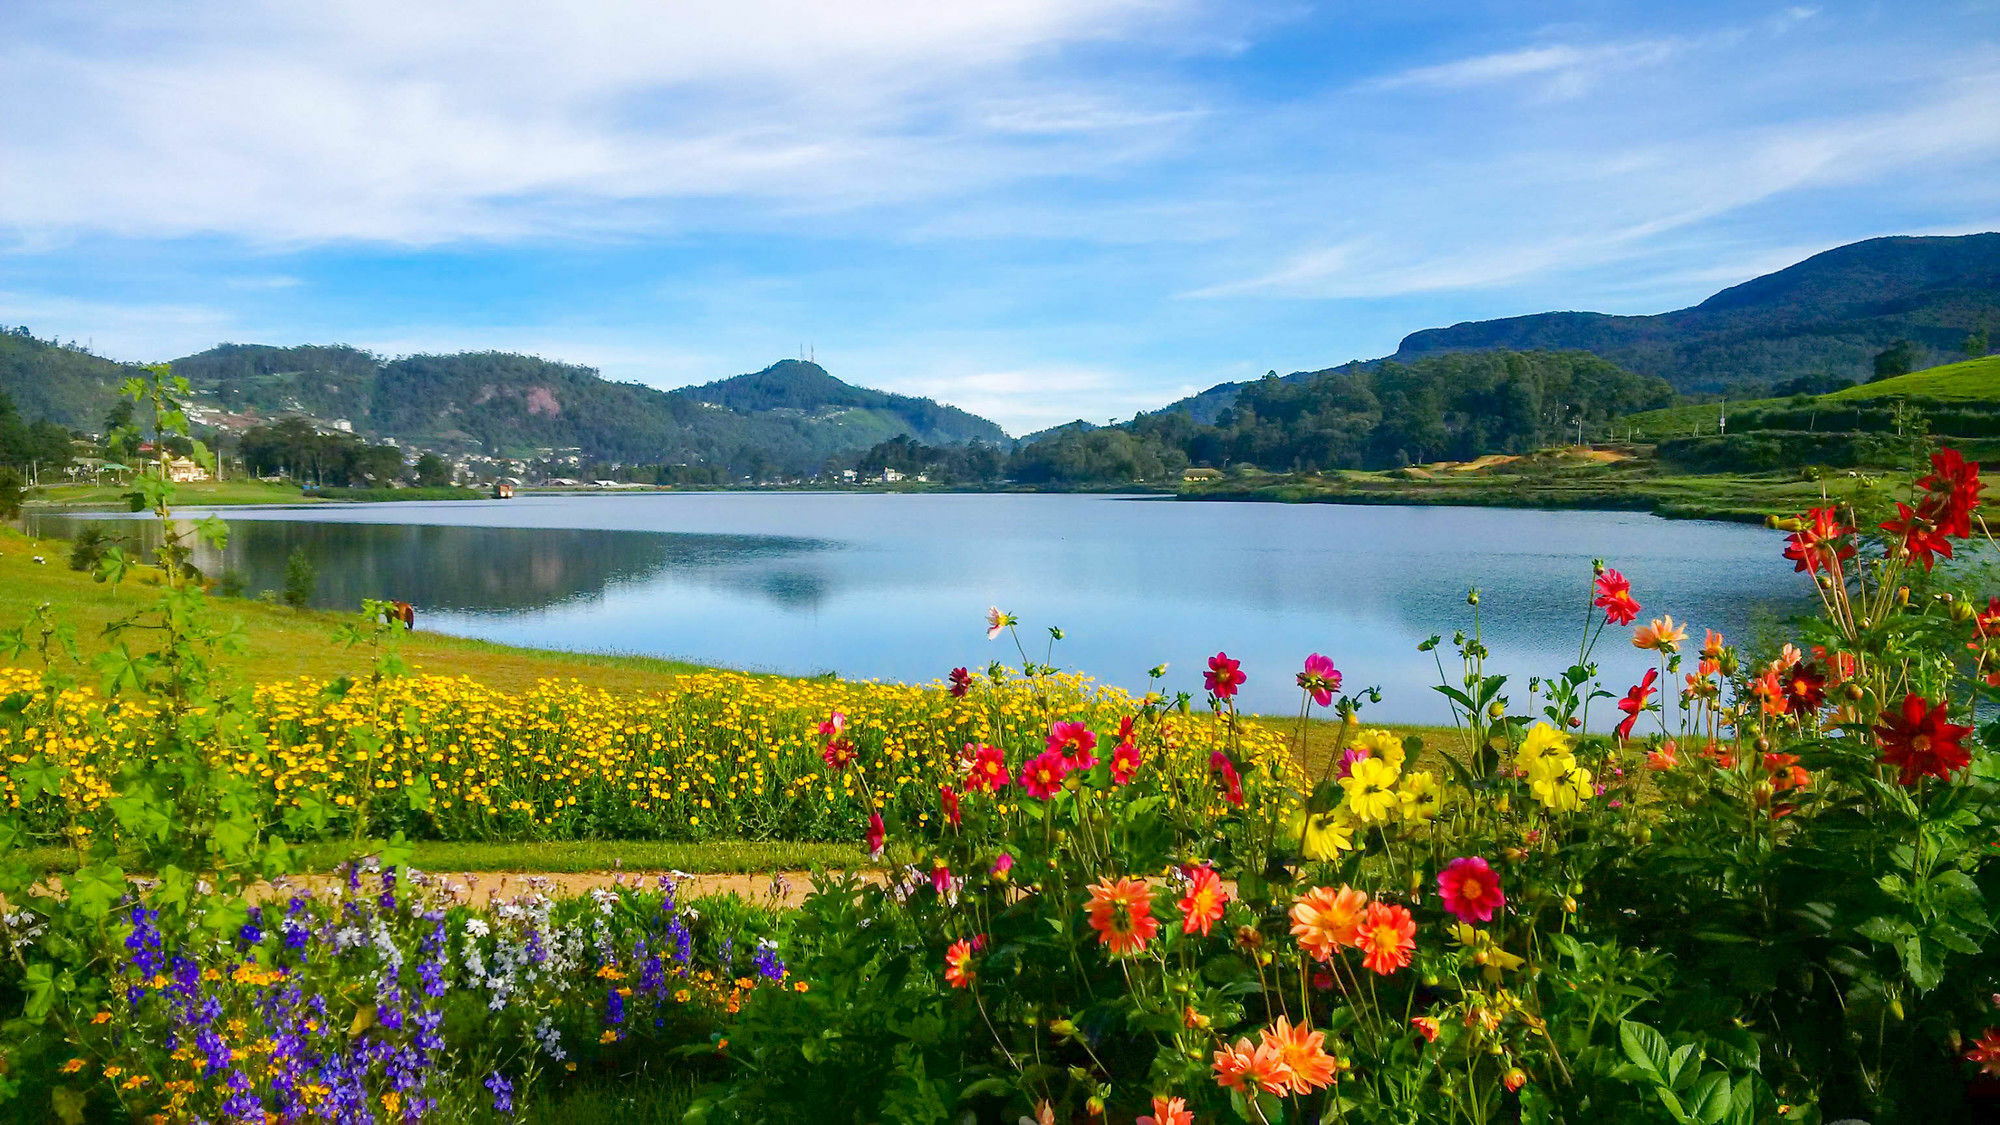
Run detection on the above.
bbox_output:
[1159,233,2000,422]
[0,334,1009,474]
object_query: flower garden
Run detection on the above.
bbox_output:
[4,373,2000,1123]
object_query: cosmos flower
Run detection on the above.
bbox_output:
[1780,660,1827,716]
[947,667,973,698]
[864,812,885,859]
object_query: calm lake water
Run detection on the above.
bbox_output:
[34,494,1808,725]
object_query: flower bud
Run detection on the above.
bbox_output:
[1503,1068,1528,1092]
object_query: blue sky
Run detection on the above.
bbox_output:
[3,1,1998,434]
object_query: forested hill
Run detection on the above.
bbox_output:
[0,334,1012,474]
[679,360,1006,445]
[1159,233,2000,422]
[1395,233,2000,391]
[1007,350,1672,483]
[0,329,149,432]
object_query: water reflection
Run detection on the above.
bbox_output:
[31,494,1809,724]
[29,513,833,615]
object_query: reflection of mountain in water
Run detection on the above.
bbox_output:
[217,523,832,613]
[32,515,831,614]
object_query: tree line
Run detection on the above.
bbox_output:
[825,351,1674,486]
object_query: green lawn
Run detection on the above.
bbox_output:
[29,478,315,508]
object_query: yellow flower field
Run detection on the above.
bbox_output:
[1,665,1297,845]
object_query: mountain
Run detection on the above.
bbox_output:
[0,333,1011,474]
[0,329,150,434]
[1395,233,2000,391]
[1156,233,2000,421]
[678,360,1007,446]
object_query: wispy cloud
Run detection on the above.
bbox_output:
[1365,39,1682,99]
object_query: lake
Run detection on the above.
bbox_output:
[34,493,1806,725]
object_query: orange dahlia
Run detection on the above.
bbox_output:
[1178,865,1228,937]
[1213,1035,1289,1095]
[1261,1016,1338,1095]
[1085,876,1158,956]
[1354,902,1416,976]
[1289,885,1368,963]
[943,939,975,989]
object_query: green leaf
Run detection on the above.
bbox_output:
[1620,1020,1671,1078]
[1688,1071,1733,1124]
[22,962,55,1021]
[68,861,126,921]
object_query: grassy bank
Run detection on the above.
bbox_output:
[29,478,317,508]
[1176,453,1874,523]
[0,524,715,692]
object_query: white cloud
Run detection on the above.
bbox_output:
[0,0,1209,246]
[1365,39,1681,99]
[1187,62,2000,301]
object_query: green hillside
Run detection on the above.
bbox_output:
[1826,354,2000,402]
[1162,233,2000,422]
[0,330,148,433]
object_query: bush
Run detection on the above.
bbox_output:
[0,466,23,520]
[282,546,316,608]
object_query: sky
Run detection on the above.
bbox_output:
[3,1,1999,435]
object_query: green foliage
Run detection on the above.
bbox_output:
[0,466,22,521]
[1874,339,1923,382]
[282,546,316,609]
[1016,350,1672,483]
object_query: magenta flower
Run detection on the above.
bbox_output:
[1297,653,1342,707]
[992,852,1015,880]
[1047,720,1098,769]
[1436,857,1505,924]
[1019,749,1072,799]
[865,811,885,858]
[1210,751,1244,806]
[818,711,847,739]
[1205,652,1245,700]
